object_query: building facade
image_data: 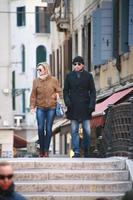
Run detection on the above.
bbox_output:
[10,0,51,127]
[0,0,52,157]
[50,0,133,156]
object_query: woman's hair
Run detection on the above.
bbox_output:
[96,197,108,200]
[37,62,51,76]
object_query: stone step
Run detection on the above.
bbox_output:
[1,157,131,200]
[14,169,129,181]
[22,191,124,200]
[15,180,131,193]
[7,157,126,170]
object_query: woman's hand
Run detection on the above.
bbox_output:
[30,108,36,114]
[56,93,60,100]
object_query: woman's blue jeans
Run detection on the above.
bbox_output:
[36,107,55,153]
[71,120,90,155]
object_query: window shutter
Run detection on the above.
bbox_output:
[52,51,55,76]
[112,0,119,58]
[35,7,39,33]
[22,90,26,113]
[46,15,50,33]
[36,46,46,77]
[129,0,133,46]
[120,0,129,53]
[92,8,101,66]
[22,45,25,73]
[57,49,59,80]
[92,1,113,66]
[12,71,16,110]
[101,1,113,61]
[17,7,20,26]
[36,46,46,65]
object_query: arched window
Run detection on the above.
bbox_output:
[36,45,46,65]
[21,44,25,72]
[36,45,47,77]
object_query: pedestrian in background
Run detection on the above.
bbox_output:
[0,162,26,200]
[63,56,96,158]
[30,62,62,157]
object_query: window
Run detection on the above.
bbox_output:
[36,45,46,64]
[129,0,133,46]
[12,71,16,110]
[82,27,85,60]
[35,7,50,33]
[17,6,26,26]
[75,32,78,56]
[36,45,46,76]
[113,0,129,56]
[57,49,59,80]
[22,45,25,72]
[88,22,91,71]
[22,90,26,113]
[92,1,113,65]
[52,51,55,76]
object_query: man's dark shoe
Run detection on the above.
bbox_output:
[84,149,89,158]
[72,153,80,158]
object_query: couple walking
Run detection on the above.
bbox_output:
[30,56,96,158]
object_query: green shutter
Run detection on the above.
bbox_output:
[36,7,39,33]
[22,7,26,26]
[22,90,26,113]
[46,15,50,33]
[17,7,25,26]
[36,46,47,77]
[12,71,16,110]
[22,45,25,72]
[17,7,21,26]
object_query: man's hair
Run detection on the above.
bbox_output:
[95,199,108,200]
[0,162,11,167]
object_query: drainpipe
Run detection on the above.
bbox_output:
[64,0,68,20]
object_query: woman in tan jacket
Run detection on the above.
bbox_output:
[30,62,62,157]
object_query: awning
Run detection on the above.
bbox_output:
[91,115,104,128]
[92,87,133,117]
[14,134,27,148]
[91,87,133,128]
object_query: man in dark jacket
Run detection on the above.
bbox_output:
[0,162,26,200]
[63,56,96,158]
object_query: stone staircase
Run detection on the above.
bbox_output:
[6,157,132,200]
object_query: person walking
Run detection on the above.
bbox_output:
[30,62,62,157]
[63,56,96,158]
[0,162,26,200]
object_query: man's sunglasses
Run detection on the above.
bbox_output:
[0,174,13,180]
[73,62,81,66]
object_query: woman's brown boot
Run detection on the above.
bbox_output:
[44,151,49,157]
[39,151,44,157]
